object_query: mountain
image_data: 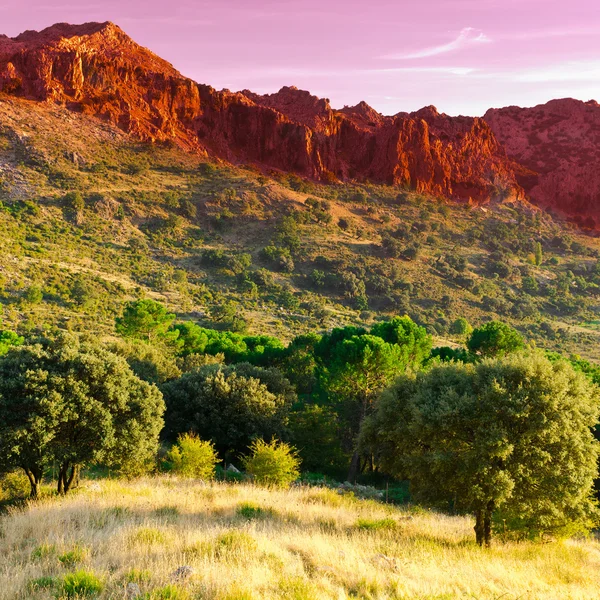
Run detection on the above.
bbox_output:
[484,99,600,228]
[0,21,520,204]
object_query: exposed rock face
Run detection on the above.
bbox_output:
[0,21,521,202]
[484,99,600,228]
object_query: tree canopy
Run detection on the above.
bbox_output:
[161,364,292,460]
[0,334,165,496]
[116,299,180,346]
[467,320,525,358]
[362,352,600,545]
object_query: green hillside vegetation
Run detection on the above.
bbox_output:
[1,97,600,360]
[3,96,600,598]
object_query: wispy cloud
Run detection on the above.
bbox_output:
[381,27,490,60]
[499,27,599,41]
[470,60,600,83]
[203,66,477,81]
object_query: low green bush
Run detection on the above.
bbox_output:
[165,433,219,480]
[242,439,301,488]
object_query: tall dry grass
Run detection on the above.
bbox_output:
[1,477,600,599]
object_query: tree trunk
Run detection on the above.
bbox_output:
[474,502,494,547]
[474,509,484,546]
[58,463,80,494]
[23,467,41,499]
[347,450,360,483]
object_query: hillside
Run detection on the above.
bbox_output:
[2,477,600,600]
[1,94,600,358]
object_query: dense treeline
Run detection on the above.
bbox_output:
[1,300,599,545]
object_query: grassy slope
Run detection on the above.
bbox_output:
[2,95,600,358]
[2,477,600,600]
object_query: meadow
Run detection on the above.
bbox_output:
[2,477,600,600]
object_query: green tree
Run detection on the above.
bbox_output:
[0,328,23,356]
[166,433,218,479]
[0,335,165,496]
[242,439,301,487]
[314,317,431,480]
[162,365,290,459]
[467,321,524,358]
[450,318,473,337]
[116,299,179,346]
[362,353,600,546]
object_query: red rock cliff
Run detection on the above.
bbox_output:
[484,99,600,227]
[0,21,521,203]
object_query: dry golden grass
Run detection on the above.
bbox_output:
[1,477,600,599]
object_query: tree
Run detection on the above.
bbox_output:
[361,353,600,546]
[314,317,432,480]
[0,334,165,497]
[450,318,473,337]
[116,299,179,346]
[242,439,301,487]
[0,328,23,356]
[162,365,291,459]
[467,321,524,358]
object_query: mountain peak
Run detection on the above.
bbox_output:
[13,21,119,43]
[0,20,522,204]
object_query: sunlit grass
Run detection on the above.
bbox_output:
[1,477,600,599]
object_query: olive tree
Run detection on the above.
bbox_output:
[361,352,600,546]
[0,334,165,497]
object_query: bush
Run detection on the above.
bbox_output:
[58,546,88,567]
[0,471,30,500]
[143,585,191,600]
[356,518,397,531]
[242,439,301,487]
[59,570,103,598]
[166,433,218,480]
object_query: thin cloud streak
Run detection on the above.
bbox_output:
[381,27,490,60]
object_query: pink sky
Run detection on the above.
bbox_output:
[2,0,599,116]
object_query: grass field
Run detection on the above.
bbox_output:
[2,477,600,599]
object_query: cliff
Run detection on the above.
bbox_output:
[484,99,600,228]
[0,21,521,203]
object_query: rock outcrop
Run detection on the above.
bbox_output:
[1,21,522,203]
[484,99,600,228]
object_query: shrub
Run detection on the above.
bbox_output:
[31,543,56,560]
[143,585,191,600]
[166,433,219,480]
[215,530,258,557]
[27,576,56,592]
[59,570,103,598]
[0,470,30,500]
[356,518,397,531]
[130,527,170,545]
[236,501,273,520]
[242,439,301,488]
[58,546,89,567]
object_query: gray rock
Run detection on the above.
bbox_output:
[170,565,194,582]
[125,582,141,598]
[227,464,241,473]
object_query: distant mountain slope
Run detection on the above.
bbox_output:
[0,21,520,203]
[484,99,600,228]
